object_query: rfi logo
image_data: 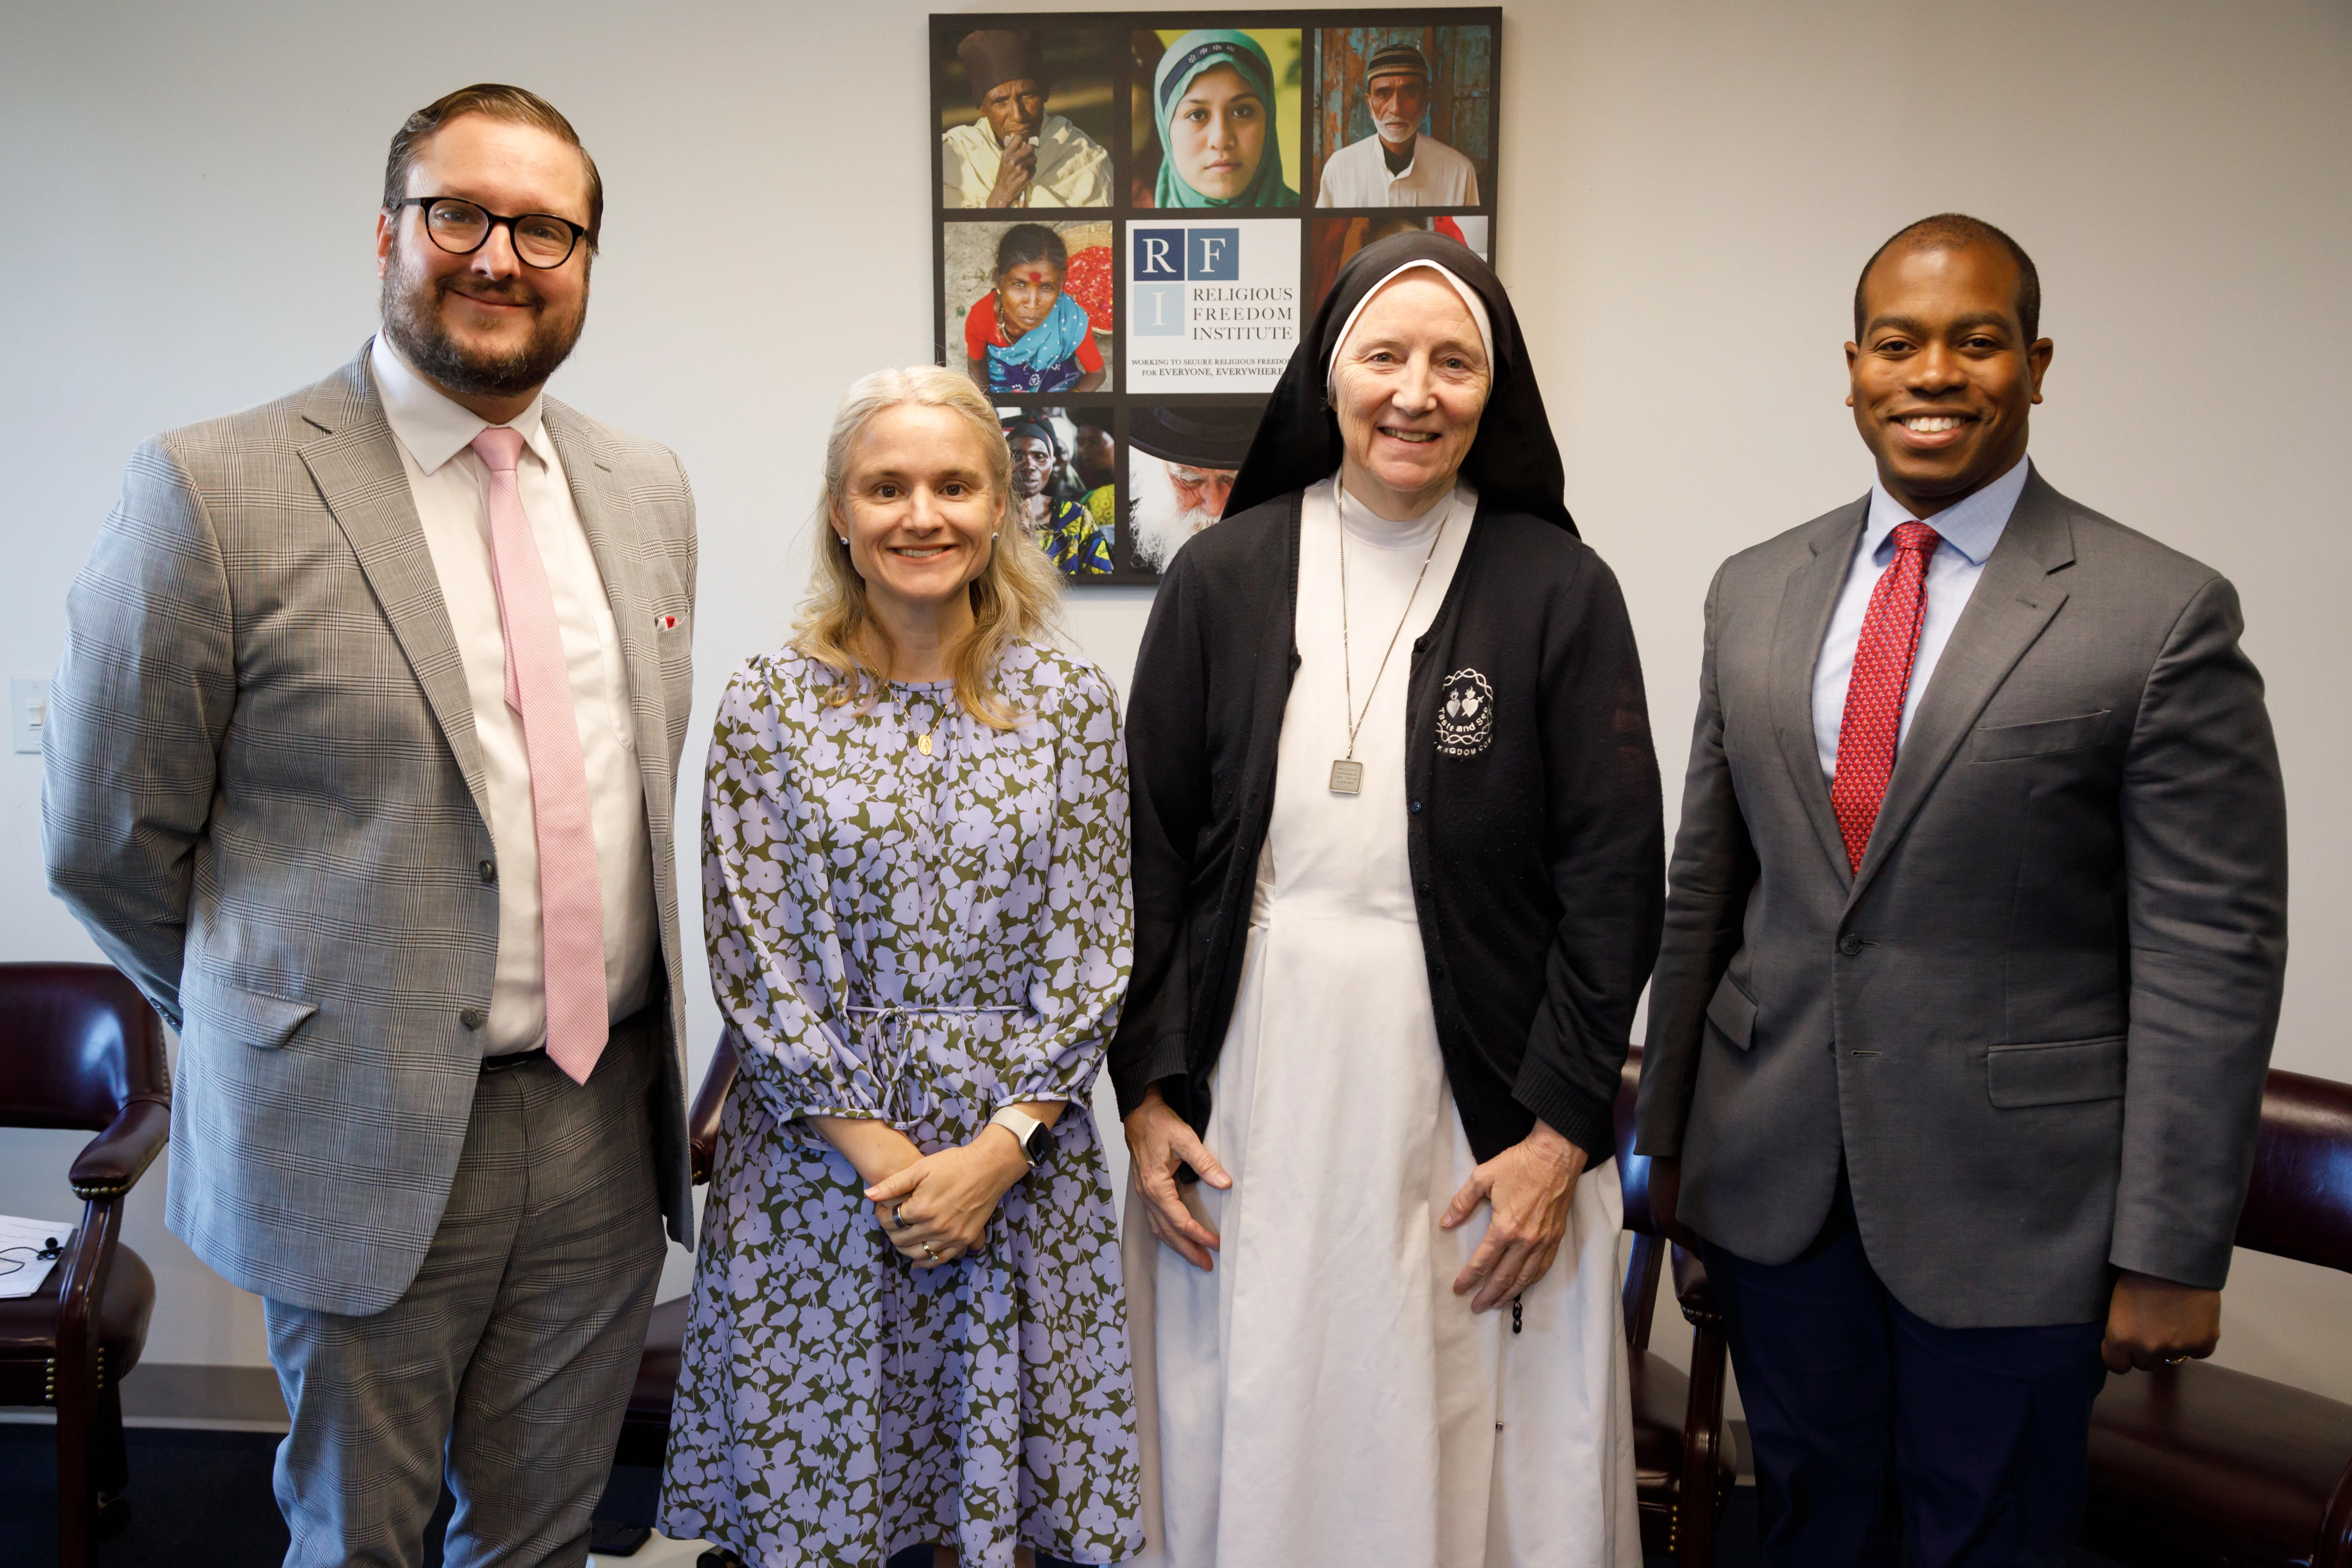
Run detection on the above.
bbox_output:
[1132,227,1240,281]
[1134,227,1241,338]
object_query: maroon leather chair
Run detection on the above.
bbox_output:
[0,963,169,1568]
[1616,1046,1740,1566]
[2081,1067,2352,1568]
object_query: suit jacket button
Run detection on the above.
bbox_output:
[460,1008,486,1030]
[1837,933,1864,956]
[1410,800,1423,814]
[479,860,497,885]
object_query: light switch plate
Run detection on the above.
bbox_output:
[12,677,48,754]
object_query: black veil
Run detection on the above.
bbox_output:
[1224,230,1577,537]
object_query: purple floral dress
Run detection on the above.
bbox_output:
[658,642,1142,1568]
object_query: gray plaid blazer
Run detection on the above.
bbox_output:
[43,345,698,1316]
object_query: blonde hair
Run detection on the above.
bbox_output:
[793,365,1064,730]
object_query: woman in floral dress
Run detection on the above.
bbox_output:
[660,365,1140,1568]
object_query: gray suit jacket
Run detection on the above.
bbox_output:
[43,346,698,1316]
[1635,469,2287,1328]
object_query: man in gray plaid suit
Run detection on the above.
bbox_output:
[44,83,696,1567]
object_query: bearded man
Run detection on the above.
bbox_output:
[1314,42,1481,208]
[1129,404,1260,573]
[44,83,697,1567]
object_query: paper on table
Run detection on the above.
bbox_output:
[0,1214,78,1299]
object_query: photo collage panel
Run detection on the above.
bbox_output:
[934,8,1502,582]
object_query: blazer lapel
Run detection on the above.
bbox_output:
[544,404,672,845]
[1847,471,2076,905]
[297,351,493,831]
[1772,499,1868,886]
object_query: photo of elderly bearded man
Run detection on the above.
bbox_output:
[1314,41,1481,208]
[1127,404,1260,574]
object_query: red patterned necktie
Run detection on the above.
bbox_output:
[1830,521,1943,873]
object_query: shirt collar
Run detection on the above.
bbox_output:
[369,333,554,477]
[1863,453,2032,567]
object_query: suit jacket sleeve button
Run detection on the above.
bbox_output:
[479,860,497,885]
[1837,933,1864,956]
[1409,800,1423,814]
[460,1008,486,1030]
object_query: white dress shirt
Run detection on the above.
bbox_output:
[1314,131,1481,207]
[369,334,655,1053]
[940,113,1113,208]
[1811,455,2034,779]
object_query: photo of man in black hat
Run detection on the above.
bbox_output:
[941,28,1113,209]
[1129,404,1263,572]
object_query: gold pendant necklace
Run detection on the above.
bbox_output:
[1331,487,1449,796]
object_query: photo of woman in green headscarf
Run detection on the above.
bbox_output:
[1142,28,1300,208]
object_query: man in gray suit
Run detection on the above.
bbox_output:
[1637,214,2287,1568]
[44,83,696,1566]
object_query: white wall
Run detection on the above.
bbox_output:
[3,0,2345,1406]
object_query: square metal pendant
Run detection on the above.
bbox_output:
[1328,759,1363,795]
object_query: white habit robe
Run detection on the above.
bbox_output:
[1123,478,1641,1568]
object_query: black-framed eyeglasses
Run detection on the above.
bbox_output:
[394,196,588,269]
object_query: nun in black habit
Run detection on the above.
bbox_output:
[1111,231,1660,1565]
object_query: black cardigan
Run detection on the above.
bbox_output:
[1110,490,1665,1163]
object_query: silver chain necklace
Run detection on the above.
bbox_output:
[1331,486,1451,796]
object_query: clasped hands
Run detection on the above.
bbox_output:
[1124,1085,1586,1312]
[814,1107,1058,1269]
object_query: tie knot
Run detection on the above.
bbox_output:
[470,425,525,474]
[1892,520,1942,557]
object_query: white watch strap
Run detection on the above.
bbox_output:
[989,1106,1044,1163]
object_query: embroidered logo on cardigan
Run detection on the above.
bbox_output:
[1436,669,1496,757]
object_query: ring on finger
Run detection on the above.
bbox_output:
[922,1243,940,1262]
[891,1205,910,1231]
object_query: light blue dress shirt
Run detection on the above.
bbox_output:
[1811,456,2035,780]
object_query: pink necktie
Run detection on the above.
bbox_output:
[472,427,607,1084]
[1831,521,1943,873]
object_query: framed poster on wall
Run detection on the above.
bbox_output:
[932,9,1503,583]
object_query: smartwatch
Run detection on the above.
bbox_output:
[988,1106,1051,1167]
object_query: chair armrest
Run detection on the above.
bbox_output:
[1669,1241,1735,1567]
[68,1095,170,1199]
[688,1031,741,1187]
[1672,1243,1722,1331]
